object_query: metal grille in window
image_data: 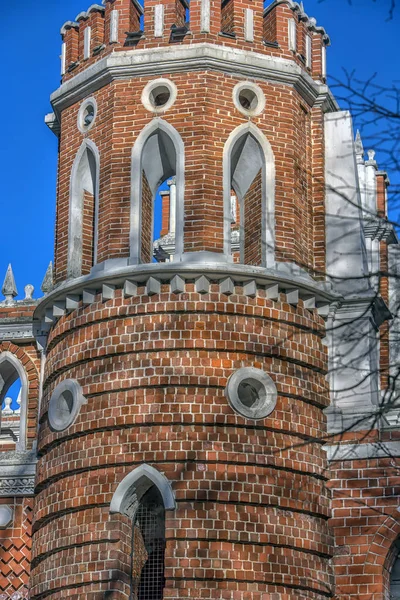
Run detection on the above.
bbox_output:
[130,486,166,600]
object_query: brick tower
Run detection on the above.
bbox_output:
[32,0,336,597]
[0,0,395,599]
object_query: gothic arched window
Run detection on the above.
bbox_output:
[131,119,185,264]
[0,352,28,451]
[223,123,275,267]
[110,464,175,600]
[68,140,100,278]
[390,539,400,599]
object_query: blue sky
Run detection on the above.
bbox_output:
[0,0,398,299]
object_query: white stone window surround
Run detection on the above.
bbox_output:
[67,138,101,278]
[84,26,92,60]
[141,78,178,114]
[130,118,185,264]
[110,464,176,518]
[223,122,275,267]
[225,367,278,420]
[48,379,87,432]
[288,18,297,52]
[232,81,266,118]
[77,96,98,133]
[0,352,28,452]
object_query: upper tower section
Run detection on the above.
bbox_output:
[59,0,330,82]
[48,0,335,288]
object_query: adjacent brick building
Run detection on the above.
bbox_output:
[1,0,399,598]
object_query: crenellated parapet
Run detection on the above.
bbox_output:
[59,0,329,82]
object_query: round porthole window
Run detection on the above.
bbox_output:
[48,379,87,431]
[78,97,98,133]
[233,82,265,117]
[141,79,177,114]
[225,367,277,420]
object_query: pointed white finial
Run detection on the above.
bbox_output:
[2,264,18,304]
[299,1,305,13]
[355,130,364,156]
[368,149,376,161]
[2,397,13,415]
[41,262,54,295]
[24,284,34,301]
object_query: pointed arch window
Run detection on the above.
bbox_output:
[223,124,275,267]
[110,464,175,600]
[131,119,185,264]
[68,140,100,278]
[390,539,400,598]
[0,352,28,451]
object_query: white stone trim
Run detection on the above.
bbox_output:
[130,118,185,263]
[154,5,164,38]
[68,139,101,276]
[288,18,297,51]
[225,367,277,420]
[201,0,211,32]
[326,441,400,462]
[0,352,29,452]
[61,42,66,76]
[141,78,178,114]
[233,81,265,117]
[77,96,98,133]
[110,464,176,515]
[244,9,254,42]
[223,122,275,267]
[50,43,339,116]
[306,34,312,69]
[110,9,119,43]
[48,379,87,432]
[321,45,327,78]
[84,26,92,60]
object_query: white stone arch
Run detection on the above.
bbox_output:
[110,464,176,518]
[130,118,185,263]
[0,351,29,451]
[67,139,100,278]
[223,122,275,267]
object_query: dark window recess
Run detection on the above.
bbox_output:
[93,44,106,55]
[130,486,166,600]
[263,40,279,48]
[68,61,80,72]
[124,31,144,47]
[170,23,189,42]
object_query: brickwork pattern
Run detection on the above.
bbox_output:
[0,499,32,599]
[31,284,333,598]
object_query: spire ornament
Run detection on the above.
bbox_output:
[355,130,364,157]
[41,262,54,295]
[2,264,18,304]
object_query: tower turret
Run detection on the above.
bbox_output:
[34,0,339,597]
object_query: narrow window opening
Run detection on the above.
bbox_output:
[0,356,26,450]
[230,133,264,266]
[130,486,166,600]
[140,129,177,263]
[69,144,98,277]
[390,539,400,599]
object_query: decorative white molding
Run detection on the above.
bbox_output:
[50,44,339,117]
[154,5,164,38]
[0,451,37,497]
[84,26,92,60]
[288,19,297,51]
[326,441,400,462]
[110,9,119,43]
[244,9,254,43]
[61,42,66,76]
[306,34,312,69]
[201,0,211,32]
[0,323,35,342]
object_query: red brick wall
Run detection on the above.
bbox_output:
[243,169,262,265]
[141,171,153,263]
[54,74,325,282]
[329,431,400,600]
[31,285,333,598]
[81,189,95,275]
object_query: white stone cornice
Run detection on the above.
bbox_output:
[50,43,338,116]
[325,441,400,461]
[0,451,37,497]
[0,322,35,342]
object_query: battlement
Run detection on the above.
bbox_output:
[60,0,330,82]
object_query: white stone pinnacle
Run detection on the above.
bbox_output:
[2,264,18,303]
